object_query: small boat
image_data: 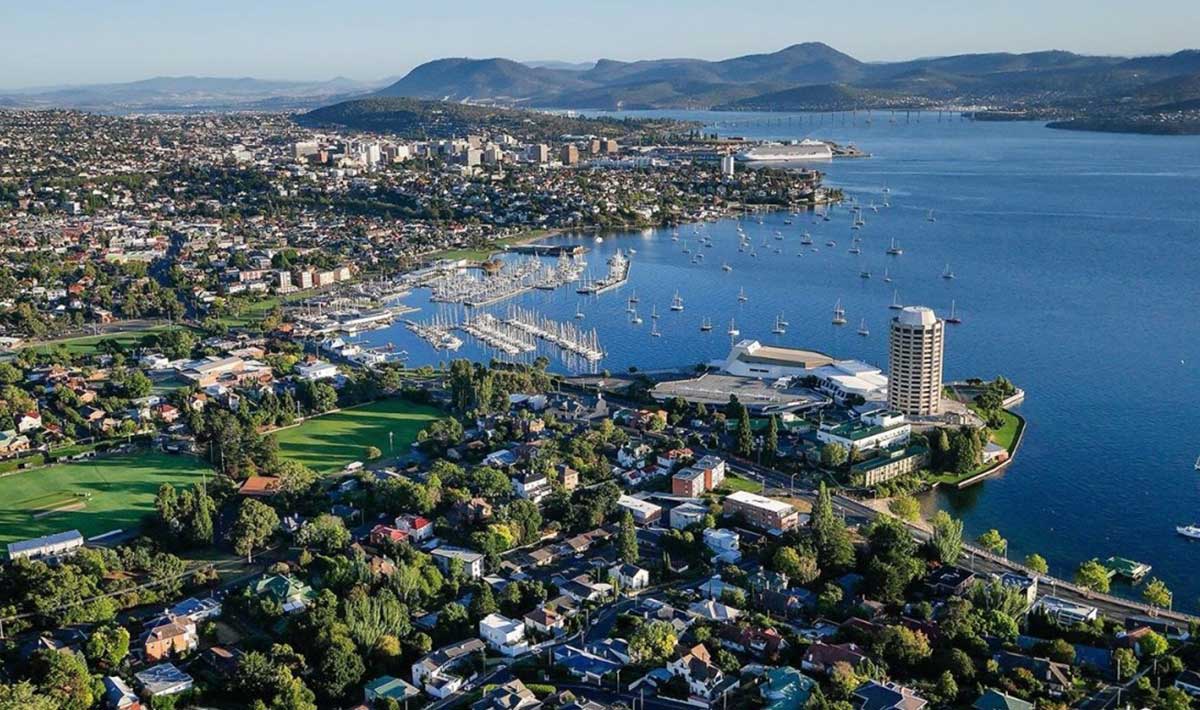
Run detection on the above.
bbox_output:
[942,263,956,280]
[889,290,904,310]
[882,185,891,194]
[772,314,787,335]
[670,291,685,312]
[737,287,748,303]
[927,209,936,223]
[800,232,813,245]
[722,262,733,272]
[650,323,662,338]
[832,300,847,325]
[857,319,870,336]
[595,235,605,243]
[651,305,659,320]
[883,268,892,283]
[826,240,837,247]
[1178,525,1200,539]
[783,219,794,225]
[887,238,903,256]
[574,303,585,320]
[671,231,680,241]
[774,231,784,240]
[1195,455,1200,472]
[849,245,861,255]
[945,300,962,324]
[778,314,789,327]
[682,241,691,254]
[860,270,872,279]
[700,317,713,332]
[628,248,637,254]
[727,318,740,337]
[629,290,639,304]
[630,310,643,325]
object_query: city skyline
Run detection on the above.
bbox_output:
[4,0,1199,88]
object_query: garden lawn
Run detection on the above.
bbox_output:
[275,398,442,473]
[719,473,764,494]
[0,450,210,549]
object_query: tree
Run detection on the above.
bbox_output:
[364,446,382,461]
[470,582,497,620]
[736,406,753,458]
[629,620,678,664]
[773,547,819,584]
[1142,577,1172,609]
[231,498,279,562]
[1138,630,1169,657]
[31,649,94,710]
[1112,648,1137,680]
[1023,553,1048,574]
[888,495,920,521]
[936,671,958,703]
[820,442,848,468]
[0,682,59,710]
[84,624,130,670]
[618,510,639,564]
[811,483,855,572]
[976,529,1007,556]
[296,514,350,555]
[313,632,364,702]
[764,415,779,463]
[930,511,963,564]
[1074,559,1111,593]
[123,369,153,398]
[875,625,931,669]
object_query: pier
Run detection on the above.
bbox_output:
[404,318,463,351]
[576,249,630,295]
[504,306,605,361]
[458,313,537,355]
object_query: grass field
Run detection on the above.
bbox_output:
[719,473,765,494]
[0,450,210,548]
[430,229,557,261]
[25,325,190,356]
[275,398,442,473]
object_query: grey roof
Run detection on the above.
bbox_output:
[7,529,84,557]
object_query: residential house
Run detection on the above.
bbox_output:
[688,599,741,623]
[479,613,529,657]
[719,625,786,661]
[617,443,653,469]
[608,563,650,591]
[670,502,709,530]
[238,475,283,498]
[512,470,551,504]
[102,676,142,710]
[560,575,612,603]
[760,667,817,710]
[472,679,541,710]
[703,528,741,563]
[396,514,433,542]
[1032,595,1099,626]
[924,565,976,598]
[143,616,198,661]
[0,429,31,456]
[7,529,85,561]
[364,675,420,704]
[993,652,1072,696]
[135,663,194,697]
[524,607,566,637]
[411,638,486,699]
[802,643,869,675]
[722,491,800,532]
[616,495,662,525]
[252,574,315,614]
[1175,670,1200,697]
[554,645,622,684]
[973,689,1034,710]
[667,644,738,702]
[432,546,485,579]
[852,681,927,710]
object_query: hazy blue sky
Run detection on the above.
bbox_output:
[4,0,1198,88]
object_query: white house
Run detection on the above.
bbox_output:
[816,409,910,453]
[512,470,551,504]
[395,514,433,542]
[479,613,529,656]
[294,359,339,381]
[411,638,486,699]
[703,528,742,563]
[618,443,653,468]
[609,562,651,591]
[432,546,485,579]
[670,502,709,530]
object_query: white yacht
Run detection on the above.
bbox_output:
[1177,524,1200,540]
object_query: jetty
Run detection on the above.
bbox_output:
[1102,556,1152,581]
[503,306,605,361]
[576,250,630,295]
[404,318,463,351]
[458,313,536,355]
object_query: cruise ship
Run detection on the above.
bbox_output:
[735,139,833,163]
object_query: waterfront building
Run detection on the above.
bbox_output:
[850,445,930,487]
[816,409,911,454]
[888,306,945,416]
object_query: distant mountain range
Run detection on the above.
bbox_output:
[6,44,1200,133]
[369,43,1200,132]
[0,76,392,112]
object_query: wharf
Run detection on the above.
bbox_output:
[1102,556,1152,581]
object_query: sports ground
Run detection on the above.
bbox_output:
[275,398,442,473]
[0,450,210,549]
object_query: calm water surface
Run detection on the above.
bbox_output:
[366,111,1200,609]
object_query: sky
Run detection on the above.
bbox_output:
[3,0,1198,89]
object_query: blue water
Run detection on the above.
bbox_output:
[366,111,1200,609]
